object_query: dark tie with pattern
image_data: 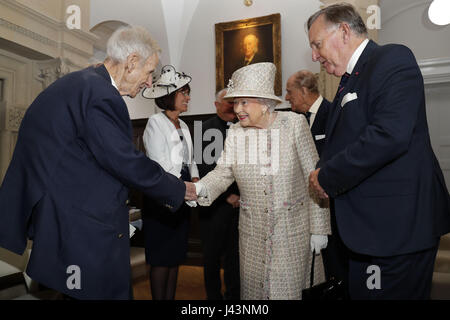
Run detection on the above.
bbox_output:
[305,111,312,125]
[327,72,351,135]
[336,72,351,100]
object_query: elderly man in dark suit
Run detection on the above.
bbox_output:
[307,4,450,299]
[197,89,240,300]
[285,70,331,157]
[0,25,197,300]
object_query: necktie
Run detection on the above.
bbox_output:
[336,72,350,99]
[305,112,312,125]
[328,72,351,135]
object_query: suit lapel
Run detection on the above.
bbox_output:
[325,40,379,140]
[311,100,325,136]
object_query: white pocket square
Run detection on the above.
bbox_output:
[341,92,358,107]
[315,134,326,141]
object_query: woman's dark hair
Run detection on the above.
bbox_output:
[155,84,190,111]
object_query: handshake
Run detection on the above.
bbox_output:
[184,182,207,207]
[184,182,198,201]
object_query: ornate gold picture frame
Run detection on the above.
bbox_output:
[215,13,282,95]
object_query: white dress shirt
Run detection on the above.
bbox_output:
[307,95,324,128]
[347,38,369,74]
[110,74,118,90]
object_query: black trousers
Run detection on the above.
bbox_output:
[199,202,240,300]
[347,242,439,300]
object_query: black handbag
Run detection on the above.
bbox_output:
[301,252,346,300]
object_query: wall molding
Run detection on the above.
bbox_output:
[1,0,98,43]
[418,57,450,85]
[0,0,98,61]
[1,0,61,29]
[61,42,94,59]
[0,18,58,48]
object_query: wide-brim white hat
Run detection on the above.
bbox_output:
[142,65,191,99]
[224,62,282,103]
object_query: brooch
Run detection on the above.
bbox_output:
[227,79,234,90]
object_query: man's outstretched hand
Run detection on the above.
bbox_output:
[184,181,197,201]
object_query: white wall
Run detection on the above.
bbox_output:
[91,0,322,118]
[180,0,321,115]
[379,0,450,60]
[378,0,450,187]
[90,0,170,119]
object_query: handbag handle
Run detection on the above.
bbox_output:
[309,252,316,288]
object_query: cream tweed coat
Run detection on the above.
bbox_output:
[198,111,331,300]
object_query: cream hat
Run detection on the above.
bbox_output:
[142,65,191,99]
[224,62,282,102]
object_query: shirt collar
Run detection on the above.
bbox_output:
[308,95,323,115]
[346,38,369,74]
[110,74,119,90]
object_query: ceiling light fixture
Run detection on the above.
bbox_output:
[428,0,450,26]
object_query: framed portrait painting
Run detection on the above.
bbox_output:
[215,13,282,95]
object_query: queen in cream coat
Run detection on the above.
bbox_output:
[198,111,330,299]
[196,63,330,299]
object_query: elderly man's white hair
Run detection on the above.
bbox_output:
[106,25,161,64]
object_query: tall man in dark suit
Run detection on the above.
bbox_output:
[286,70,349,292]
[0,25,197,300]
[307,4,450,299]
[197,89,240,300]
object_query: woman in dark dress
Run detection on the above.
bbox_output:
[142,65,199,299]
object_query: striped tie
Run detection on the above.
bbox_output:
[305,111,312,125]
[337,72,350,97]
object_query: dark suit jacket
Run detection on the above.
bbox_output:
[317,40,450,257]
[0,65,185,299]
[197,115,239,200]
[236,51,268,70]
[310,98,332,157]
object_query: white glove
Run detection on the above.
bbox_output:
[185,200,197,207]
[194,182,207,197]
[310,234,328,254]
